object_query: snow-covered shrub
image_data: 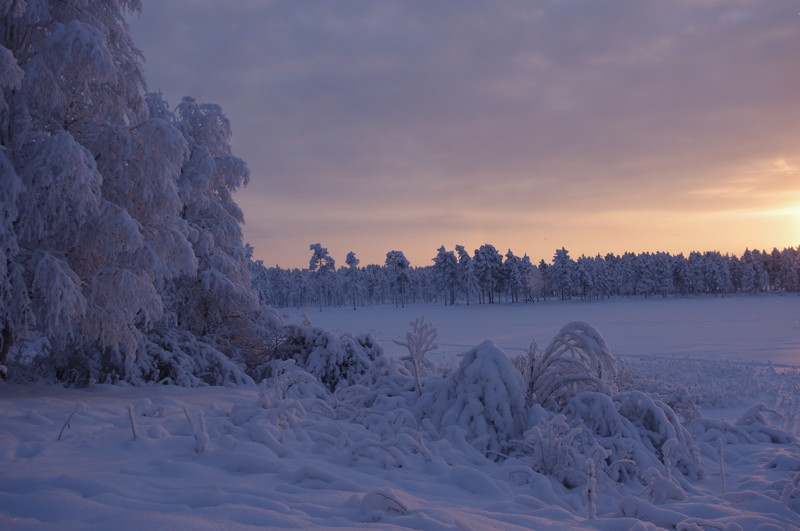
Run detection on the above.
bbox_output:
[527,321,618,408]
[331,356,420,436]
[133,328,254,386]
[257,359,330,402]
[518,390,702,495]
[513,338,541,404]
[520,406,591,488]
[5,335,54,383]
[735,403,795,444]
[275,325,382,392]
[393,316,438,395]
[616,391,703,481]
[637,467,688,504]
[417,340,527,456]
[664,386,703,423]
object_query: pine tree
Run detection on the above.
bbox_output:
[343,251,362,310]
[473,244,503,304]
[549,248,576,301]
[503,249,524,303]
[455,245,478,305]
[385,250,410,307]
[432,246,458,305]
[309,243,336,308]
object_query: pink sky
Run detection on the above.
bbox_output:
[130,1,799,268]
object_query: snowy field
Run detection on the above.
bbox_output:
[1,295,799,530]
[289,294,800,368]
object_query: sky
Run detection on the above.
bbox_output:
[129,0,800,269]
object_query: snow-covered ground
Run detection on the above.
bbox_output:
[291,294,800,367]
[1,295,798,530]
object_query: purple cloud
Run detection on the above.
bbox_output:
[130,0,800,267]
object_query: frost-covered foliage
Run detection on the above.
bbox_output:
[274,325,384,392]
[0,1,271,385]
[418,340,527,456]
[526,321,618,408]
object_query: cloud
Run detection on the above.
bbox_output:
[130,0,800,267]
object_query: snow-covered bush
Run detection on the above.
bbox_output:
[615,391,703,481]
[256,359,330,403]
[734,403,795,444]
[664,386,703,424]
[393,316,438,395]
[517,389,703,495]
[132,328,254,386]
[275,325,382,392]
[417,340,527,456]
[520,406,592,488]
[527,321,618,408]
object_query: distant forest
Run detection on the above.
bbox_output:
[250,244,800,309]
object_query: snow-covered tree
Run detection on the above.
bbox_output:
[308,243,336,308]
[343,251,362,310]
[1,1,271,384]
[455,244,479,305]
[432,246,459,305]
[549,248,576,301]
[473,244,503,304]
[385,250,410,307]
[777,247,799,292]
[502,249,525,303]
[1,1,176,381]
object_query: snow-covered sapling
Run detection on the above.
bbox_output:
[393,316,438,396]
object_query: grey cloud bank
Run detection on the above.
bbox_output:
[131,0,800,267]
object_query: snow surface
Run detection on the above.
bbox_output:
[1,295,799,530]
[292,294,800,368]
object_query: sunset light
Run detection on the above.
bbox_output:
[129,2,800,268]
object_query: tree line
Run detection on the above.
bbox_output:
[250,244,800,309]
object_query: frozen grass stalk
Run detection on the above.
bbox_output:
[57,403,85,441]
[716,437,726,495]
[585,458,597,520]
[127,404,139,441]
